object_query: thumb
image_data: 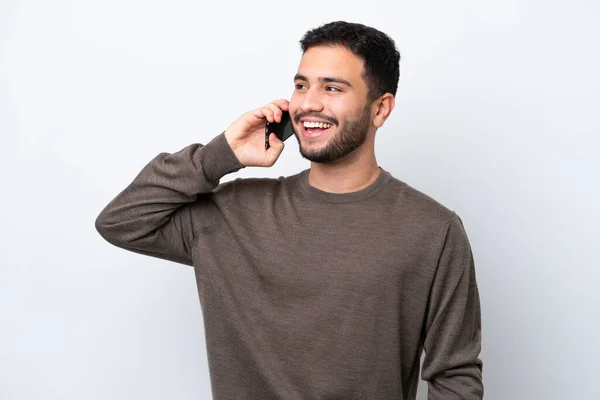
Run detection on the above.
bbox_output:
[265,133,285,160]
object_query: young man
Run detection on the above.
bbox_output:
[96,21,483,400]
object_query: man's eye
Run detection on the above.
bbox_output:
[326,86,341,92]
[295,84,307,90]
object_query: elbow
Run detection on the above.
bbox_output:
[94,208,153,250]
[95,211,114,242]
[95,210,126,246]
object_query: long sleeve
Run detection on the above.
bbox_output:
[95,132,244,266]
[421,214,484,399]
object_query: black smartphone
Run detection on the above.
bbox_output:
[265,110,295,149]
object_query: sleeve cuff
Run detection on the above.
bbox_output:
[200,132,245,182]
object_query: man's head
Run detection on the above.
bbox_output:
[289,21,400,164]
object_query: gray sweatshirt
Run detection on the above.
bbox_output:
[95,132,484,399]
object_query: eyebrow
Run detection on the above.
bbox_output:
[294,74,353,88]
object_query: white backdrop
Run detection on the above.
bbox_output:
[1,0,599,399]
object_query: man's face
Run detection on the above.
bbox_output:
[289,45,374,163]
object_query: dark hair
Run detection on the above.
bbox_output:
[299,21,400,102]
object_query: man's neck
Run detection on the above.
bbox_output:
[308,146,381,194]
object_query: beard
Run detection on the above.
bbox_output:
[293,106,372,164]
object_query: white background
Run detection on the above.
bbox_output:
[1,0,599,399]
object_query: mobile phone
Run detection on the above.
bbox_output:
[265,110,295,149]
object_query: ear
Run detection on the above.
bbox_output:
[372,93,395,128]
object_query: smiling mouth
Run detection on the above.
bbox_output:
[301,121,334,138]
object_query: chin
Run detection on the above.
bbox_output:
[298,139,330,157]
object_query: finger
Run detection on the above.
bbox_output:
[249,100,288,124]
[271,99,289,111]
[266,133,284,155]
[264,103,283,123]
[249,107,266,121]
[263,106,278,123]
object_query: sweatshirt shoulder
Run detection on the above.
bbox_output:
[383,172,457,227]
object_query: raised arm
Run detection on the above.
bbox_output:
[95,99,289,266]
[95,133,244,265]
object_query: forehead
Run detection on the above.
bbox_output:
[296,45,365,84]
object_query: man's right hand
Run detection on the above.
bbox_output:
[224,99,289,167]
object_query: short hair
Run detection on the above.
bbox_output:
[299,21,401,101]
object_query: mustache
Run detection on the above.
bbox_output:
[293,112,338,126]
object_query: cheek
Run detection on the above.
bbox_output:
[343,105,367,123]
[288,95,301,118]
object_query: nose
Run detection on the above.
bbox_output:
[299,87,324,113]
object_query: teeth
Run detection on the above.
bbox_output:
[303,121,332,129]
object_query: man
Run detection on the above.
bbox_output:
[96,21,483,400]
